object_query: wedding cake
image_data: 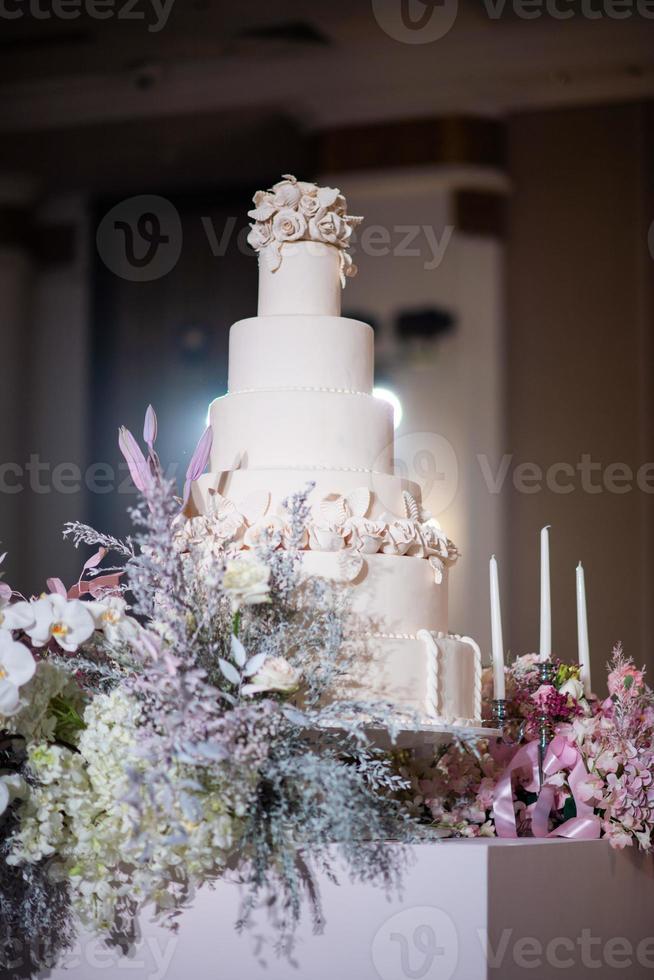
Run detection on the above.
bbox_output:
[190,175,482,726]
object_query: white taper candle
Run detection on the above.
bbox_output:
[539,525,551,659]
[576,562,591,696]
[489,555,505,700]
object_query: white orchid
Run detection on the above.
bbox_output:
[87,596,139,646]
[0,630,36,717]
[26,594,95,653]
[0,588,35,633]
[222,556,271,612]
[0,773,26,817]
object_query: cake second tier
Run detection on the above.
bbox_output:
[209,389,395,473]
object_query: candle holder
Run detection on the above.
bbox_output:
[536,659,556,786]
[492,698,508,731]
[490,699,527,747]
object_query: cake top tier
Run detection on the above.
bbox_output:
[246,174,362,293]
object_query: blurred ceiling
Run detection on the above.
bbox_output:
[1,0,653,132]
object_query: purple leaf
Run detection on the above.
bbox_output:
[47,577,67,597]
[118,426,152,493]
[143,404,158,451]
[182,426,213,506]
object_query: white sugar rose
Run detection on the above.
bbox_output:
[298,192,320,217]
[247,220,274,251]
[346,518,386,554]
[272,176,302,208]
[243,516,285,551]
[272,207,307,243]
[223,555,271,611]
[382,520,423,556]
[247,189,276,222]
[308,523,348,552]
[308,209,352,248]
[247,656,300,695]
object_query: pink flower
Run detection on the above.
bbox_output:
[608,662,644,697]
[577,773,605,804]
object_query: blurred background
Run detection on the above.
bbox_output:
[0,0,652,687]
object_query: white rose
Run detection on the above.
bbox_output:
[247,656,300,695]
[308,523,348,552]
[298,192,320,217]
[560,677,585,701]
[346,518,386,554]
[222,556,271,611]
[272,177,301,209]
[308,209,351,248]
[247,190,276,222]
[247,221,273,251]
[272,208,307,243]
[243,516,285,550]
[381,520,422,556]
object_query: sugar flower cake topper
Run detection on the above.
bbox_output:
[246,174,363,286]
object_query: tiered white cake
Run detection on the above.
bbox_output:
[190,176,482,726]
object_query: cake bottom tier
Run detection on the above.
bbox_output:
[299,552,481,724]
[330,632,482,725]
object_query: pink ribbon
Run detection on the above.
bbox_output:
[493,734,600,840]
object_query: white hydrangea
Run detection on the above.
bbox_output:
[9,687,244,932]
[7,660,83,742]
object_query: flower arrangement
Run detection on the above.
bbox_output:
[246,174,363,285]
[400,649,654,850]
[0,407,410,971]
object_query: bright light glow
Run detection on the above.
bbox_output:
[373,386,403,430]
